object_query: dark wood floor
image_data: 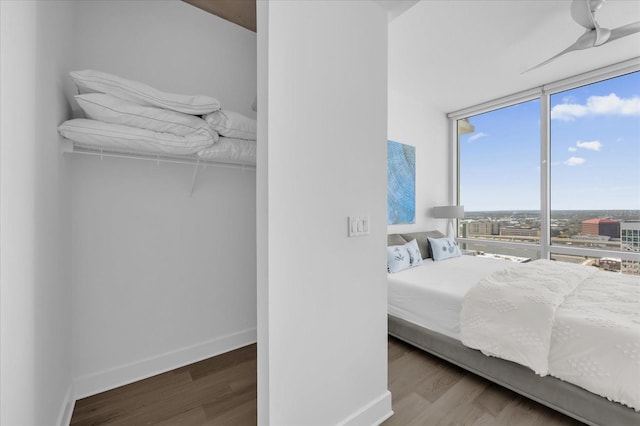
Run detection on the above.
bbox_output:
[70,344,257,425]
[383,337,583,426]
[71,337,583,425]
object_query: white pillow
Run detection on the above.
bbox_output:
[197,137,256,165]
[404,239,424,267]
[204,109,256,140]
[70,70,220,115]
[387,245,412,273]
[58,119,215,156]
[75,93,218,142]
[427,236,462,261]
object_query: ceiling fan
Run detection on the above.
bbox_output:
[525,0,640,72]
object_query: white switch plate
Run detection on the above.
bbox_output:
[348,216,370,237]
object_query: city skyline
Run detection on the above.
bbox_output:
[459,71,640,212]
[461,208,640,215]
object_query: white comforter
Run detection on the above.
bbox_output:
[460,259,640,411]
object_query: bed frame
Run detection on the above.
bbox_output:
[388,315,640,426]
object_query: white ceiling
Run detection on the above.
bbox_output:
[374,0,420,21]
[388,0,640,113]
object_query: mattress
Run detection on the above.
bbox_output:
[387,255,511,339]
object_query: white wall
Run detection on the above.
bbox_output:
[71,159,256,396]
[71,0,256,118]
[258,1,392,425]
[387,6,452,236]
[0,1,75,424]
[387,89,450,235]
[68,0,258,397]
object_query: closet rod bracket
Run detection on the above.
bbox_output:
[190,158,201,196]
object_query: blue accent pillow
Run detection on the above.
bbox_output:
[387,245,411,273]
[427,236,462,261]
[405,239,424,267]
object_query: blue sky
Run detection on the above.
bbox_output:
[459,71,640,212]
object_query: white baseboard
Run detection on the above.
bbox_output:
[57,384,75,426]
[338,390,393,426]
[73,327,257,399]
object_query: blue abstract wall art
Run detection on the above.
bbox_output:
[387,140,415,225]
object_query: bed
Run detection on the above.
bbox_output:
[387,232,640,426]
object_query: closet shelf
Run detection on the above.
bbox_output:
[61,140,256,170]
[61,140,255,195]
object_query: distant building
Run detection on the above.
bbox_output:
[621,221,640,275]
[581,218,620,239]
[500,226,538,237]
[622,221,640,251]
[468,221,499,236]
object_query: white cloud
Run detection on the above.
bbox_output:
[468,132,488,142]
[552,103,588,120]
[587,93,639,115]
[551,93,640,121]
[568,146,577,152]
[564,156,586,166]
[576,140,602,151]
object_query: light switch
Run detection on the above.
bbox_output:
[348,216,370,237]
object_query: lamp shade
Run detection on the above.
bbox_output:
[432,205,464,219]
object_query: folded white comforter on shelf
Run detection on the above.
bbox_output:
[197,137,256,165]
[58,118,215,156]
[70,69,221,115]
[60,78,221,156]
[59,70,259,163]
[76,93,218,142]
[461,259,640,411]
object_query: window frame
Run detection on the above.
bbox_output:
[449,58,640,264]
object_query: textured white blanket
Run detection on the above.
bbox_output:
[550,271,640,411]
[460,259,640,411]
[460,259,596,375]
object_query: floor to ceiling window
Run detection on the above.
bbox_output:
[458,99,541,262]
[549,71,640,273]
[454,66,640,275]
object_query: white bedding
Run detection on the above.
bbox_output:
[550,271,640,411]
[58,119,215,156]
[460,259,640,411]
[59,121,257,166]
[387,255,511,339]
[196,137,256,165]
[460,259,596,376]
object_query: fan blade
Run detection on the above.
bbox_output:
[523,32,596,74]
[523,47,576,73]
[571,0,598,30]
[607,21,640,43]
